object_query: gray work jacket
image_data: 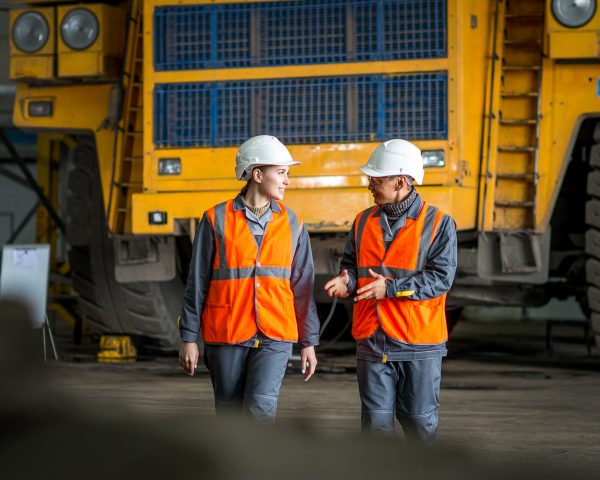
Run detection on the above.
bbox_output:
[340,194,457,361]
[180,195,320,349]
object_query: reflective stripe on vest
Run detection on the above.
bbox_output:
[202,199,301,344]
[352,201,448,344]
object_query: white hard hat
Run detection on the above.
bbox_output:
[235,135,300,181]
[359,139,425,185]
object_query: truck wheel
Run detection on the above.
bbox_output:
[585,126,600,346]
[66,138,182,352]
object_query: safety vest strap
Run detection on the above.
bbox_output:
[213,201,228,269]
[286,204,302,256]
[354,205,377,256]
[416,204,439,271]
[211,266,292,280]
[357,265,416,279]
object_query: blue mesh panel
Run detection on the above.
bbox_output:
[259,2,347,65]
[154,7,212,71]
[154,0,447,71]
[382,0,446,60]
[153,73,447,148]
[384,73,447,139]
[154,83,212,148]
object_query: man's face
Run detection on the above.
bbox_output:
[256,165,290,200]
[367,176,398,205]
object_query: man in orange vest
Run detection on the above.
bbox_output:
[325,139,457,444]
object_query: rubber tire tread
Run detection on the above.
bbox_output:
[588,170,600,197]
[585,139,600,346]
[66,138,180,351]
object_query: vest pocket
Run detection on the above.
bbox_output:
[202,303,230,341]
[407,302,446,344]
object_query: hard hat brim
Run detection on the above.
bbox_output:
[359,164,390,177]
[359,164,424,184]
[237,160,302,180]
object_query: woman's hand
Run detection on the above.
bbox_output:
[300,346,317,382]
[354,268,387,302]
[324,269,350,298]
[179,341,200,376]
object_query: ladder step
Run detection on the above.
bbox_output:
[494,201,534,208]
[124,156,143,162]
[498,145,535,153]
[501,91,538,98]
[496,173,537,180]
[115,182,143,187]
[504,39,541,46]
[503,65,540,71]
[499,118,537,125]
[126,131,143,137]
[117,208,131,213]
[505,13,543,19]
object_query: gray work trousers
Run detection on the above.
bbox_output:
[356,356,442,445]
[204,341,292,422]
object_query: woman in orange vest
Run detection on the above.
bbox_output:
[325,139,457,444]
[179,135,319,422]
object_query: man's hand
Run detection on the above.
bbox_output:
[324,269,350,299]
[179,341,200,376]
[300,346,317,382]
[354,268,387,302]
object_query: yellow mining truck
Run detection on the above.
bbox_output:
[7,0,600,349]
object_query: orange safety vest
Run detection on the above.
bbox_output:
[352,201,448,345]
[201,199,301,344]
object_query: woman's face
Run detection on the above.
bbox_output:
[255,165,290,200]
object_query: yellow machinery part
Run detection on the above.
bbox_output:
[97,335,137,364]
[9,7,55,81]
[57,3,126,79]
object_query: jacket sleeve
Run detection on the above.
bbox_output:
[339,220,358,295]
[179,213,215,343]
[385,214,457,300]
[291,224,320,348]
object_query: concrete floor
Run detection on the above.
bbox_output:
[51,321,600,463]
[2,317,599,478]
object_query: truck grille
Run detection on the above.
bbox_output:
[154,73,447,147]
[154,0,447,70]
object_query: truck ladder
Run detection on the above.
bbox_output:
[109,0,144,235]
[482,0,544,231]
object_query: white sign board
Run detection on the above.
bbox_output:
[0,244,50,328]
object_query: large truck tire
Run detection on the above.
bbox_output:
[585,126,600,346]
[66,138,182,352]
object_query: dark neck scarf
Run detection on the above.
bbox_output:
[381,187,418,220]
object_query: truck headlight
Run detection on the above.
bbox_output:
[552,0,596,28]
[27,100,53,117]
[61,8,99,50]
[158,158,181,175]
[148,211,168,225]
[422,150,445,168]
[12,11,49,53]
